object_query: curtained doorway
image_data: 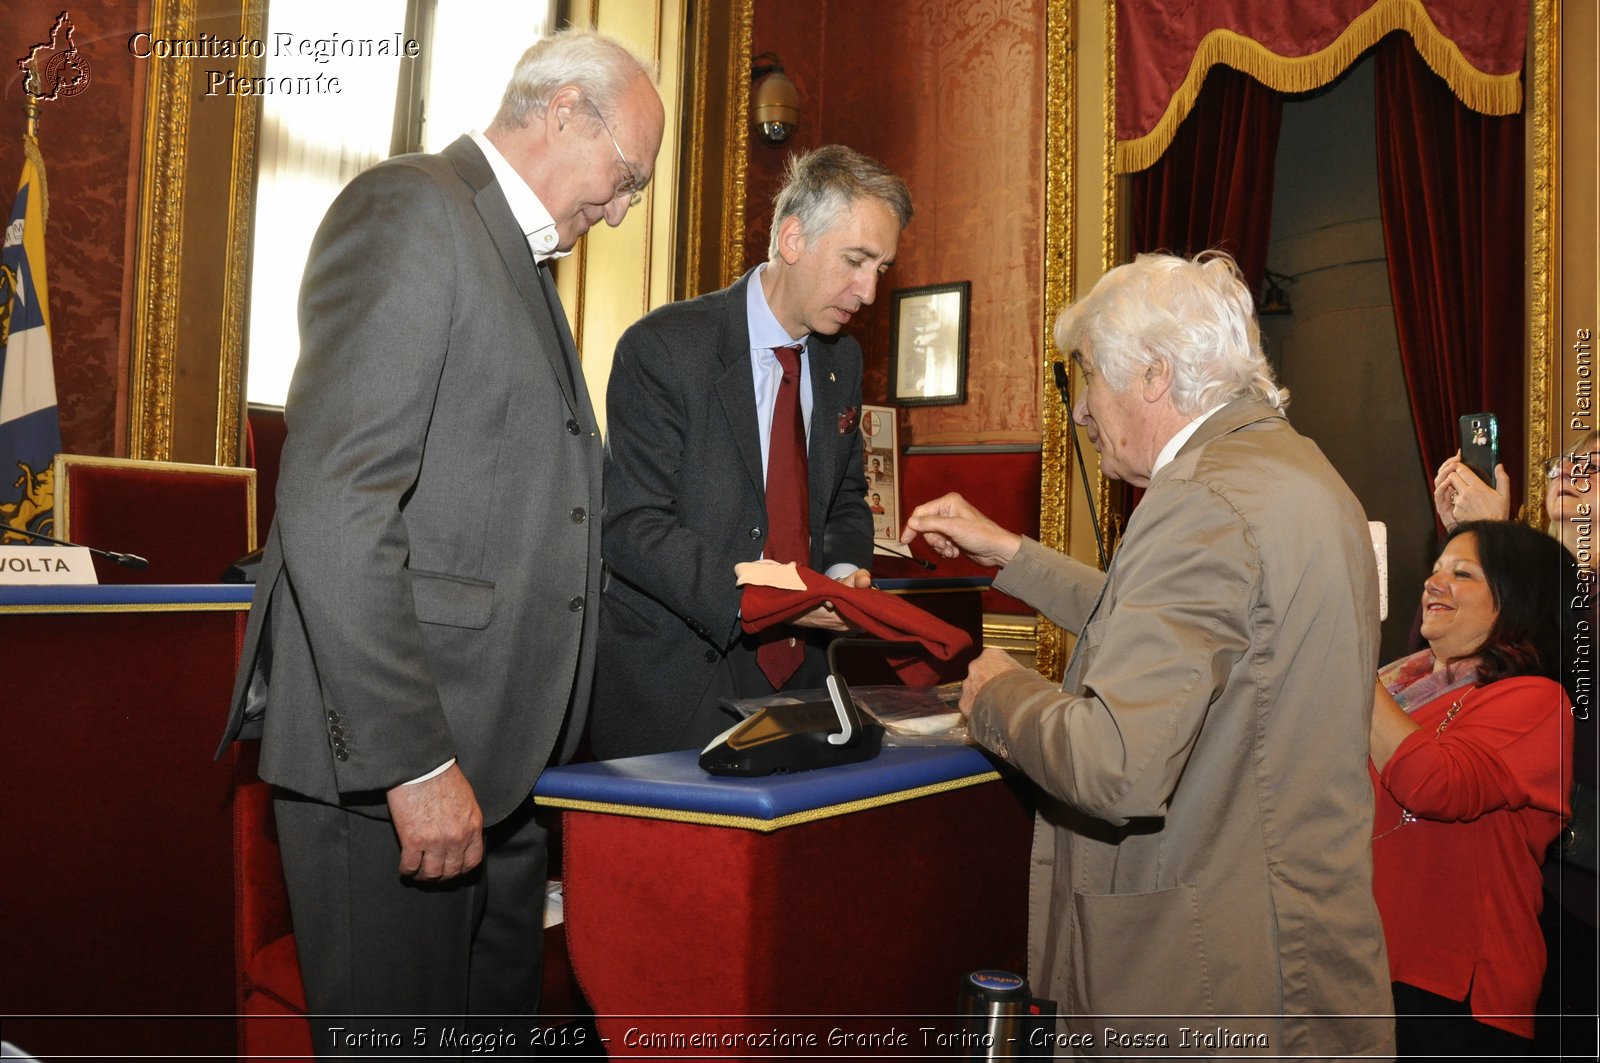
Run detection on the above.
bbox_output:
[1259,56,1434,664]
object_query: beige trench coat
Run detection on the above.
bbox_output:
[971,399,1394,1060]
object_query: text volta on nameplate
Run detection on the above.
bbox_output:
[0,546,98,585]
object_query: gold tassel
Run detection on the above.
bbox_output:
[1119,0,1522,173]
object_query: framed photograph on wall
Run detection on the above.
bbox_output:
[889,281,970,406]
[859,404,900,546]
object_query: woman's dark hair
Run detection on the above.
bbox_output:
[1443,520,1579,694]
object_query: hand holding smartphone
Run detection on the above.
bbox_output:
[1458,412,1498,488]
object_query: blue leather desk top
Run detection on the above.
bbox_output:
[534,744,1002,832]
[0,583,255,611]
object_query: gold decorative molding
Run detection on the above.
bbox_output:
[1035,0,1075,682]
[723,0,753,287]
[1098,0,1120,562]
[215,3,264,467]
[128,0,258,466]
[1102,0,1119,277]
[129,0,194,462]
[1526,0,1556,529]
[681,2,711,289]
[984,615,1039,649]
[0,601,251,616]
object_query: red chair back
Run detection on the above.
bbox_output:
[53,455,256,584]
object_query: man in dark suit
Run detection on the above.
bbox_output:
[217,29,663,1041]
[592,146,912,758]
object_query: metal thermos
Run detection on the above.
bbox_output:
[957,969,1033,1059]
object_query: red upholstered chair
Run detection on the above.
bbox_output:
[232,742,313,1060]
[231,743,586,1054]
[246,404,286,536]
[52,454,256,584]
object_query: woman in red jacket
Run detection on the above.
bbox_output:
[1371,519,1578,1055]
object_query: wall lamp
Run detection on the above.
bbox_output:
[751,52,799,145]
[1259,270,1295,316]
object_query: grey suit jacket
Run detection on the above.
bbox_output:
[970,399,1394,1057]
[590,270,874,758]
[218,136,603,826]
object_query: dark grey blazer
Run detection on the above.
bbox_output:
[218,136,603,826]
[590,270,874,758]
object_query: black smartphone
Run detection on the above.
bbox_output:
[1458,412,1499,488]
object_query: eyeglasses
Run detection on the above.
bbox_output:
[1543,450,1599,480]
[583,98,644,207]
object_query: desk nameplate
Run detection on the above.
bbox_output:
[0,546,96,586]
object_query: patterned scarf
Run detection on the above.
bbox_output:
[1378,648,1480,713]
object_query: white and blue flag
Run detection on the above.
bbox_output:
[0,134,59,542]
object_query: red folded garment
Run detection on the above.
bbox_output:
[739,567,973,685]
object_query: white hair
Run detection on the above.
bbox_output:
[1054,250,1287,414]
[489,28,656,132]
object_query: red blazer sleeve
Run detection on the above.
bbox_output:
[1381,676,1573,822]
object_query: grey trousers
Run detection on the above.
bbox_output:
[272,789,547,1059]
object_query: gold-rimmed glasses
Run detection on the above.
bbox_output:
[583,97,644,207]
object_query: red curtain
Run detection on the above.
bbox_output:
[1117,0,1525,172]
[1116,64,1282,528]
[1128,64,1284,329]
[1374,32,1525,510]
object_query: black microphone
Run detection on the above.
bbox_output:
[872,542,937,571]
[6,525,151,570]
[1052,360,1107,571]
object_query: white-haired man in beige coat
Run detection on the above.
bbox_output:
[905,252,1394,1059]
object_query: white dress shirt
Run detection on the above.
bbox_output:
[1153,401,1229,479]
[469,129,569,264]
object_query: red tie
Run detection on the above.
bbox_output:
[757,343,810,688]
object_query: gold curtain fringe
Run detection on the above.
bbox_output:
[22,132,48,226]
[1118,0,1523,173]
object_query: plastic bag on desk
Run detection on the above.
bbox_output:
[718,682,969,746]
[852,682,969,745]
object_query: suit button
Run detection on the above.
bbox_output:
[335,750,349,762]
[749,526,761,539]
[566,419,581,435]
[704,649,718,663]
[570,507,586,523]
[329,726,344,738]
[568,596,584,612]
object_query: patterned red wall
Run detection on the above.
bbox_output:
[749,0,1046,613]
[749,0,1047,448]
[1,0,146,459]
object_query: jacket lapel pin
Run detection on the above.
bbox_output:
[838,405,860,434]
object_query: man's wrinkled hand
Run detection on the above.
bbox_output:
[959,647,1024,715]
[387,763,484,882]
[902,492,1022,569]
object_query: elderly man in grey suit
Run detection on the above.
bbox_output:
[591,146,911,758]
[905,252,1395,1058]
[217,30,663,1042]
